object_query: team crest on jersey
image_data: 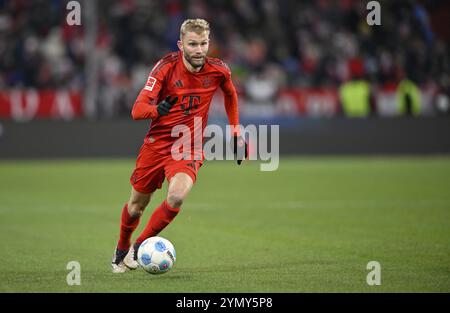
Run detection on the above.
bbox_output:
[144,76,157,91]
[201,76,212,88]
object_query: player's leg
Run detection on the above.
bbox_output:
[134,172,194,246]
[125,173,194,270]
[112,144,165,273]
[113,143,166,272]
[127,159,201,268]
[119,187,152,249]
[166,172,194,207]
[112,187,152,273]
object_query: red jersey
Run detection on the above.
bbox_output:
[131,51,240,158]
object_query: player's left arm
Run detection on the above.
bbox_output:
[220,69,248,165]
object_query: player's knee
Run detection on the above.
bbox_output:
[167,192,184,208]
[128,202,146,217]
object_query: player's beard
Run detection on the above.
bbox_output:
[184,52,205,69]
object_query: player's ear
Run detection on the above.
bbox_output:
[177,40,183,51]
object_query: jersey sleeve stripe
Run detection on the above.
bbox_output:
[150,53,179,76]
[207,58,230,71]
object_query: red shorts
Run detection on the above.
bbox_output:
[130,143,203,194]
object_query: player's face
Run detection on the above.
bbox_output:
[178,31,209,69]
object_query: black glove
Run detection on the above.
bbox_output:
[157,95,178,116]
[231,135,248,165]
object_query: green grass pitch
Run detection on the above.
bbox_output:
[0,157,449,292]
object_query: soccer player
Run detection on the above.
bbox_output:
[112,18,248,273]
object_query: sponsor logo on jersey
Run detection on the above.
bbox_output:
[180,95,200,115]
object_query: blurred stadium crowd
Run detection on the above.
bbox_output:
[0,0,449,120]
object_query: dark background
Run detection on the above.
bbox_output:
[0,0,449,158]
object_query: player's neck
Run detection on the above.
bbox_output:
[182,55,203,73]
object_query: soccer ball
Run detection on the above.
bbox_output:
[137,236,176,274]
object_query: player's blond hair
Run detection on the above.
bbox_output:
[180,19,210,40]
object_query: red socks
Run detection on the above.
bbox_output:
[135,200,180,245]
[117,204,141,251]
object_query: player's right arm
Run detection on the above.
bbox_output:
[131,59,177,120]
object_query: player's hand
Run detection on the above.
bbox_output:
[157,95,178,116]
[231,135,248,165]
